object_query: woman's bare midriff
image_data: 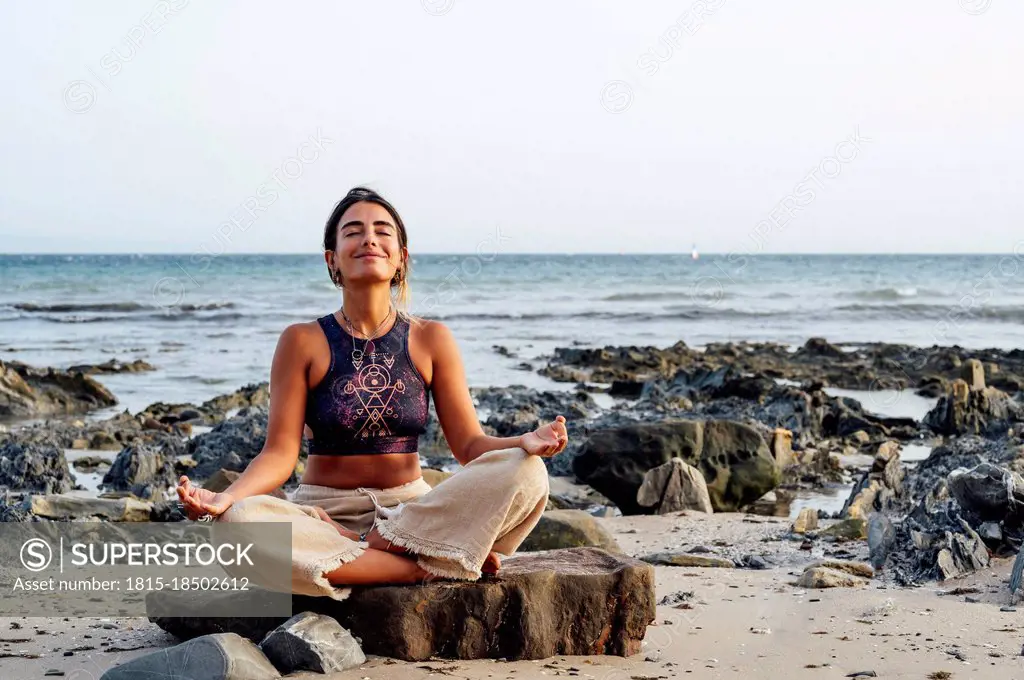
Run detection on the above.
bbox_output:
[300,451,423,490]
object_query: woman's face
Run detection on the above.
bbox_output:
[328,201,405,287]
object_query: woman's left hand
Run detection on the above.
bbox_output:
[521,415,569,458]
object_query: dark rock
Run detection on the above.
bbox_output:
[149,548,655,661]
[519,510,621,553]
[66,358,156,375]
[99,632,279,680]
[867,513,896,570]
[0,359,117,418]
[0,441,75,494]
[101,445,177,500]
[149,500,186,522]
[573,419,778,514]
[258,612,364,674]
[884,494,990,585]
[924,379,1023,437]
[188,407,306,482]
[947,463,1024,523]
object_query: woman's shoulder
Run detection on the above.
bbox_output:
[276,318,331,354]
[405,315,453,343]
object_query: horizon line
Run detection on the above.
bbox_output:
[2,251,1023,257]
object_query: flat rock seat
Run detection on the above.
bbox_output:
[147,547,655,661]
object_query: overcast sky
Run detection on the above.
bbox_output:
[1,1,1021,255]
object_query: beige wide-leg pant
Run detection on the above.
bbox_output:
[214,447,549,600]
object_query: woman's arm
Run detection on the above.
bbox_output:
[222,323,309,499]
[425,320,567,465]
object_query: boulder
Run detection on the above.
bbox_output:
[67,358,156,375]
[0,359,117,418]
[924,379,1023,437]
[947,463,1024,523]
[30,494,152,522]
[101,445,178,500]
[519,510,621,553]
[572,419,778,514]
[100,633,280,680]
[258,612,364,674]
[149,548,655,661]
[808,559,874,578]
[819,518,868,540]
[0,441,75,494]
[635,458,713,514]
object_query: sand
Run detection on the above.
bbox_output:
[2,513,1022,679]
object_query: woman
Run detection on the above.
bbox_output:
[175,186,568,600]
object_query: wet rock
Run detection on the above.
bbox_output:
[0,359,117,418]
[924,379,1023,437]
[150,547,655,660]
[258,612,365,674]
[867,513,896,570]
[700,420,780,511]
[520,510,621,553]
[641,552,735,568]
[30,494,152,521]
[101,445,178,500]
[792,507,819,534]
[884,493,990,584]
[67,358,156,375]
[100,632,280,680]
[636,458,713,514]
[0,441,75,494]
[795,566,867,588]
[802,337,847,359]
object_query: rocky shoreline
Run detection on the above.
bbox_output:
[2,336,1024,677]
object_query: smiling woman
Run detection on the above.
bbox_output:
[175,186,568,600]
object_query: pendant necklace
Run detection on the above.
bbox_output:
[339,305,393,370]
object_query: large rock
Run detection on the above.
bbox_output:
[258,612,364,674]
[795,566,867,589]
[924,379,1023,437]
[0,441,75,493]
[101,444,178,500]
[841,441,904,519]
[149,548,655,661]
[188,407,306,481]
[0,359,117,418]
[636,458,713,514]
[947,463,1024,523]
[572,419,778,514]
[100,633,280,680]
[519,510,622,553]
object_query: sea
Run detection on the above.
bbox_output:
[3,253,1024,423]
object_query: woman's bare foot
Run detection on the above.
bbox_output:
[482,551,501,575]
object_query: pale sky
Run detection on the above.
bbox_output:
[1,1,1021,254]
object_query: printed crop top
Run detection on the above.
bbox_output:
[305,313,430,455]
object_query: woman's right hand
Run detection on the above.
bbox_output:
[176,475,236,520]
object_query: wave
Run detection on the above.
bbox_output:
[841,287,935,301]
[33,311,247,324]
[835,303,1024,322]
[11,301,236,313]
[602,290,725,302]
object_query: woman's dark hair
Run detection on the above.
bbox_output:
[323,186,410,308]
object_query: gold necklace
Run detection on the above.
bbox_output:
[339,306,393,368]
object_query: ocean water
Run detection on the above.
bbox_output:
[2,253,1024,416]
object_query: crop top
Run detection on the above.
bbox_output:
[305,313,430,455]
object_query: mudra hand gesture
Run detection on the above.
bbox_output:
[176,475,235,521]
[520,415,569,458]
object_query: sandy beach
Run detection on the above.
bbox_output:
[2,511,1022,679]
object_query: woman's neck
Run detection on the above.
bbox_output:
[340,289,395,338]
